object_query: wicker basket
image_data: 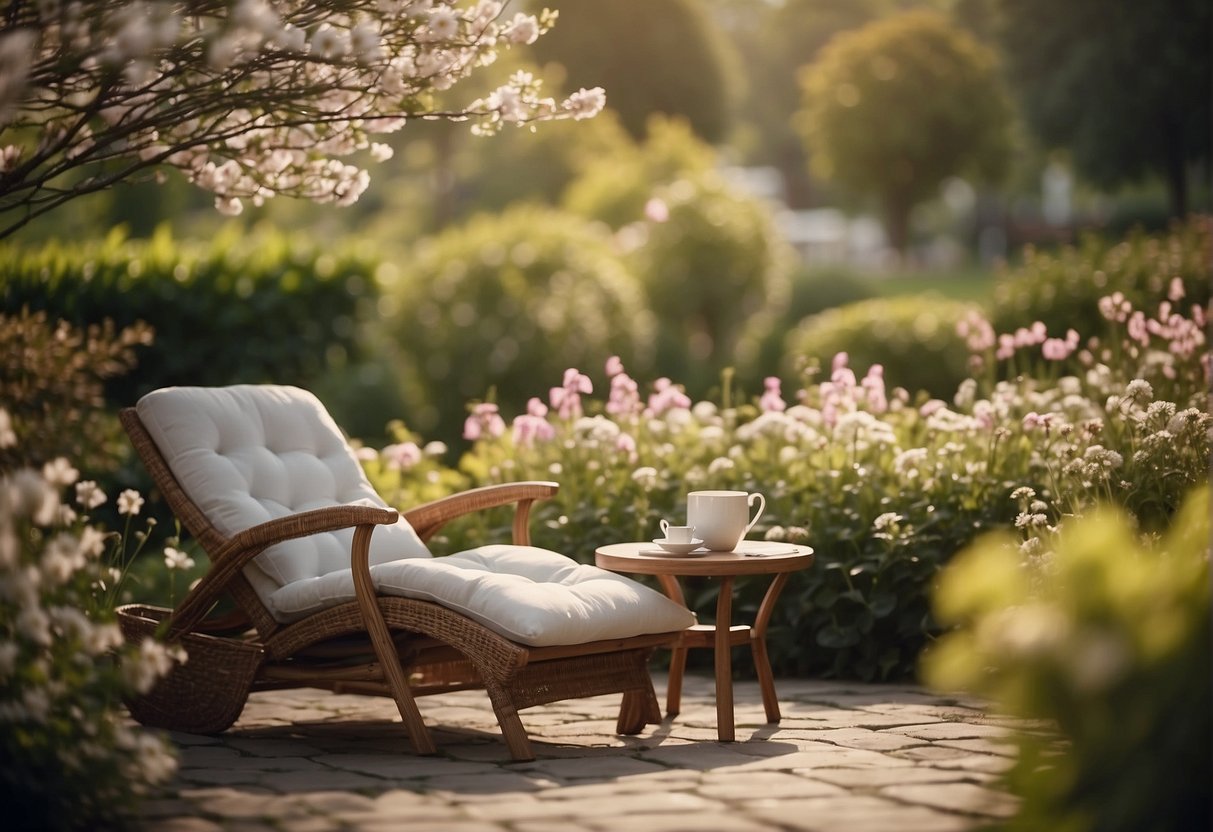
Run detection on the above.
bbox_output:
[117,604,264,734]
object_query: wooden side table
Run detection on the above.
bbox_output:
[594,541,814,742]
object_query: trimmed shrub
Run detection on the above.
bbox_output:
[380,204,655,442]
[784,295,975,398]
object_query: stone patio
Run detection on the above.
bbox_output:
[140,672,1040,831]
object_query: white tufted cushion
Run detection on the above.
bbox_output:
[268,545,696,644]
[136,385,433,615]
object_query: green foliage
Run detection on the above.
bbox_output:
[0,227,377,415]
[634,174,794,393]
[990,217,1212,339]
[785,295,975,399]
[992,0,1212,215]
[0,309,151,473]
[562,115,716,229]
[796,10,1013,251]
[531,0,739,142]
[1,463,179,830]
[379,204,655,442]
[924,485,1211,832]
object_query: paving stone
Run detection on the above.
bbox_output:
[936,738,1019,757]
[585,811,778,832]
[310,753,486,779]
[779,727,925,752]
[882,722,1011,741]
[698,770,846,800]
[745,795,976,832]
[809,766,977,789]
[719,745,916,773]
[257,768,388,791]
[882,782,1021,818]
[470,791,720,822]
[520,755,673,779]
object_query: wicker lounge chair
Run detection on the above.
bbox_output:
[116,384,694,761]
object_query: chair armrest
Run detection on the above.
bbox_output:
[165,505,399,639]
[403,481,559,545]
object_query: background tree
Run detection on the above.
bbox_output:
[0,1,604,239]
[528,0,739,143]
[988,0,1211,217]
[796,10,1012,256]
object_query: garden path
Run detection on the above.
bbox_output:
[139,673,1041,831]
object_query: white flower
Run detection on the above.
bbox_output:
[41,457,79,488]
[707,457,735,474]
[872,512,903,532]
[502,12,540,44]
[1124,379,1153,401]
[163,547,195,571]
[630,466,658,489]
[426,8,459,39]
[369,142,393,162]
[116,489,144,516]
[0,408,15,447]
[75,480,106,510]
[562,87,606,120]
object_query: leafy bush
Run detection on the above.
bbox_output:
[379,204,655,443]
[785,295,975,399]
[0,226,376,414]
[924,485,1210,832]
[0,309,151,473]
[990,216,1212,339]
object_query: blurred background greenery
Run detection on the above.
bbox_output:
[2,0,1209,449]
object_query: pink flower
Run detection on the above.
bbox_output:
[463,402,506,441]
[996,333,1016,361]
[759,377,786,413]
[512,398,555,448]
[606,371,642,416]
[1042,337,1070,361]
[615,432,637,459]
[550,368,593,420]
[861,365,887,414]
[1168,277,1185,302]
[646,377,691,416]
[605,355,624,377]
[383,441,423,470]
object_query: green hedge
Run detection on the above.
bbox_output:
[0,226,376,412]
[784,295,975,398]
[991,217,1211,338]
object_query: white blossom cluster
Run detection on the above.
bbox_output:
[0,0,604,230]
[0,423,182,814]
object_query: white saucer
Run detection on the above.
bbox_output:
[651,538,706,555]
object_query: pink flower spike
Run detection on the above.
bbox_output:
[760,377,786,413]
[605,355,624,377]
[1168,277,1185,302]
[832,352,849,372]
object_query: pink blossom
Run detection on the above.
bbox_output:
[861,365,887,414]
[463,402,506,441]
[996,333,1016,361]
[1168,277,1185,302]
[647,377,691,416]
[1022,411,1057,432]
[919,399,946,417]
[1127,311,1149,346]
[550,367,593,419]
[759,377,786,413]
[607,371,642,416]
[615,432,637,459]
[512,398,555,448]
[382,441,422,470]
[956,310,995,352]
[1041,337,1071,361]
[605,355,624,377]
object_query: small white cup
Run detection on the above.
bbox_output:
[659,519,696,543]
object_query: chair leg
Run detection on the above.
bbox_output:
[484,681,536,762]
[666,644,688,717]
[617,681,662,735]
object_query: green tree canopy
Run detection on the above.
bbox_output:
[796,10,1012,255]
[529,0,738,143]
[989,0,1211,216]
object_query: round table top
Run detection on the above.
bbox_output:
[594,541,814,577]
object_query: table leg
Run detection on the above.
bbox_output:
[752,572,791,723]
[657,574,688,717]
[715,575,735,742]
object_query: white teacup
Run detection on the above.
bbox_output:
[658,520,696,543]
[687,490,765,552]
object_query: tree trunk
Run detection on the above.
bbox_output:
[883,194,912,264]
